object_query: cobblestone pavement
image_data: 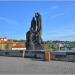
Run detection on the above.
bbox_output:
[0,56,75,74]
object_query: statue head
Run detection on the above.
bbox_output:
[35,12,40,17]
[35,12,39,17]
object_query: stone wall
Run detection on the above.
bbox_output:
[0,50,45,60]
[0,50,23,57]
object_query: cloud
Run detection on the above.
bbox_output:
[51,6,58,9]
[41,6,58,16]
[51,13,64,18]
[46,30,75,38]
[43,26,75,41]
[49,32,75,38]
[0,17,19,25]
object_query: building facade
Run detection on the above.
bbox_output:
[0,38,26,50]
[0,38,13,50]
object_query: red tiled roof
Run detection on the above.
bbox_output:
[12,43,25,48]
[0,40,13,44]
[0,39,26,48]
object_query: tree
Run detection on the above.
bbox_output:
[5,44,9,49]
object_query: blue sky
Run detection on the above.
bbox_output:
[0,1,75,41]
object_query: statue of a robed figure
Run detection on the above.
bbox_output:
[26,12,44,50]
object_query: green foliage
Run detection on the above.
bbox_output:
[47,45,59,51]
[44,40,75,51]
[13,39,26,42]
[5,44,9,49]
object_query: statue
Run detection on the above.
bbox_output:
[35,12,42,49]
[26,12,44,50]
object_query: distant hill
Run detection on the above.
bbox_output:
[13,39,26,42]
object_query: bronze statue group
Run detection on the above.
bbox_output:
[26,12,44,50]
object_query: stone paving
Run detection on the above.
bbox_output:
[0,56,75,74]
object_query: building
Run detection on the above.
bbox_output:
[12,42,26,50]
[0,38,13,50]
[0,38,26,50]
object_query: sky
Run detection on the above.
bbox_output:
[0,1,75,41]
